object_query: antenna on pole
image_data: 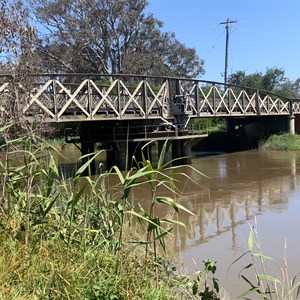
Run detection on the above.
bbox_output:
[219,17,237,85]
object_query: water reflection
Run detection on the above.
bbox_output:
[125,150,300,298]
[128,151,300,255]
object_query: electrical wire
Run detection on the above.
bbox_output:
[203,28,225,60]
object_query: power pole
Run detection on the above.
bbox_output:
[219,17,237,85]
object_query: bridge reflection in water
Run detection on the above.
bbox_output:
[127,151,299,254]
[125,150,300,297]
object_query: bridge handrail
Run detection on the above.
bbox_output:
[0,72,296,102]
[1,72,300,123]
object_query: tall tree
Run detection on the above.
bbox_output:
[227,67,294,98]
[30,0,204,77]
[0,0,37,74]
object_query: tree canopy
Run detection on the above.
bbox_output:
[0,0,37,73]
[0,0,204,77]
[227,68,298,98]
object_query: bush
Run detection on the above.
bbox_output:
[260,134,300,151]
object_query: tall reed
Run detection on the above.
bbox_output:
[0,125,207,299]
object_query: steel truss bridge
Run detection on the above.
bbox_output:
[1,73,300,125]
[1,73,299,170]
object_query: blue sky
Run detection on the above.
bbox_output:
[147,0,300,83]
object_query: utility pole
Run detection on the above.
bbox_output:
[219,17,237,85]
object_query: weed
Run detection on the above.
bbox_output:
[260,133,300,151]
[230,220,300,299]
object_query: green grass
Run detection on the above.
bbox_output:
[0,127,206,300]
[260,134,300,151]
[0,233,177,299]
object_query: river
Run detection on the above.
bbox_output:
[125,149,300,299]
[175,150,300,298]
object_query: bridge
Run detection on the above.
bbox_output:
[1,73,300,171]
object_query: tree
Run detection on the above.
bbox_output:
[30,0,204,77]
[288,78,300,98]
[227,67,294,98]
[0,0,37,74]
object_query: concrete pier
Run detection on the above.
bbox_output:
[288,115,295,135]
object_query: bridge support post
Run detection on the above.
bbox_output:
[172,139,192,165]
[106,141,153,171]
[106,143,115,171]
[226,118,236,151]
[180,139,192,165]
[288,115,295,135]
[105,142,127,171]
[81,142,95,175]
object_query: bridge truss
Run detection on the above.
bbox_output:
[1,74,300,124]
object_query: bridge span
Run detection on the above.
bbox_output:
[1,73,300,171]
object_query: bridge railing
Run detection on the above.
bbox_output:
[0,73,296,123]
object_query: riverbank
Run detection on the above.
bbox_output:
[0,132,219,299]
[0,230,180,299]
[260,133,300,150]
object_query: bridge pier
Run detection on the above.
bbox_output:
[172,139,192,165]
[288,115,295,135]
[72,118,205,173]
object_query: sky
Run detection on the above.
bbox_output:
[146,0,300,83]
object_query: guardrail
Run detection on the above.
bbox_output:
[0,73,299,123]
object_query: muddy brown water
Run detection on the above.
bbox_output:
[2,147,300,298]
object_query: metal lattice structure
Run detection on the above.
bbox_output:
[1,73,300,124]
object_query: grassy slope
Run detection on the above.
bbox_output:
[260,134,300,151]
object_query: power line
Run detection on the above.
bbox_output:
[219,17,237,85]
[204,29,225,60]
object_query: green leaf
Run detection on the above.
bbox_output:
[126,210,159,229]
[0,124,12,133]
[43,194,59,217]
[257,274,280,283]
[156,197,195,215]
[238,287,261,299]
[213,277,220,293]
[155,229,172,241]
[161,218,186,229]
[240,274,258,289]
[239,263,253,273]
[228,250,251,271]
[156,139,169,170]
[67,183,87,208]
[248,226,254,251]
[109,166,125,184]
[76,151,103,176]
[192,281,198,295]
[253,252,273,261]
